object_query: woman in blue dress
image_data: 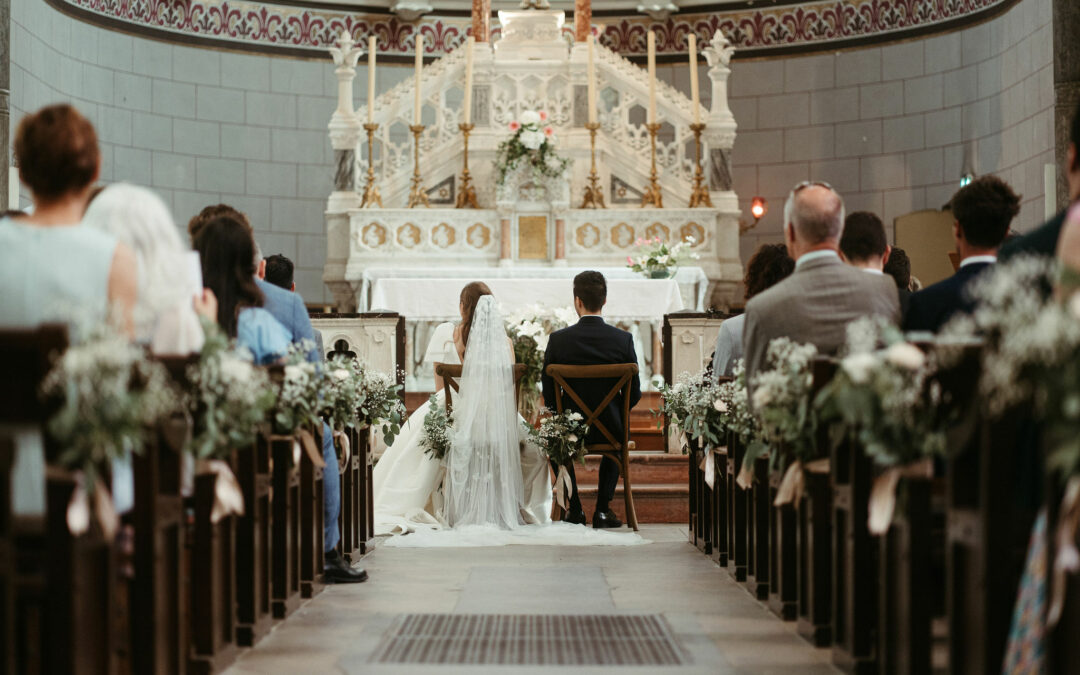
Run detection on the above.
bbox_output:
[191,213,290,364]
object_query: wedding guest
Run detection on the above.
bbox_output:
[0,104,136,336]
[742,182,900,398]
[83,182,215,354]
[264,254,296,292]
[840,211,891,274]
[883,246,913,314]
[904,175,1020,333]
[1000,100,1080,260]
[542,271,642,529]
[189,205,320,363]
[711,244,793,381]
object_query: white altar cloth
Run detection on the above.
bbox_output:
[360,266,706,320]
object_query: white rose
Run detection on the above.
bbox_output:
[568,434,578,443]
[220,355,251,382]
[284,364,303,380]
[885,342,926,371]
[520,129,544,150]
[752,387,773,409]
[841,352,878,384]
[713,399,728,413]
[1069,293,1080,320]
[520,110,541,126]
[545,156,563,171]
[332,368,350,381]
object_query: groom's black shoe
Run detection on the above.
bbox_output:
[563,508,587,525]
[323,550,368,583]
[592,509,622,529]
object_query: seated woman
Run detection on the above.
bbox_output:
[0,104,136,336]
[83,182,215,354]
[192,214,290,364]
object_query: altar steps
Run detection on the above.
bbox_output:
[575,453,689,524]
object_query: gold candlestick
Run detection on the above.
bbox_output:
[407,124,430,208]
[455,123,479,209]
[360,123,382,208]
[689,123,712,208]
[640,122,663,208]
[580,122,605,209]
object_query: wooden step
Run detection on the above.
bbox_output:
[577,453,687,485]
[576,484,688,524]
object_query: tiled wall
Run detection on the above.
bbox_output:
[11,0,1055,300]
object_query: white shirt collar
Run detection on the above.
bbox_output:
[795,249,840,269]
[960,255,997,268]
[860,267,884,275]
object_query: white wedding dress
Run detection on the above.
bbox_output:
[373,298,646,548]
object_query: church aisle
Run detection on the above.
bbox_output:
[223,525,838,674]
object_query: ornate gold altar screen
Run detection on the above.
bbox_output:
[323,10,743,313]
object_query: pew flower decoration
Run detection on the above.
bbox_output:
[273,340,327,436]
[656,372,727,450]
[41,326,178,492]
[505,304,576,420]
[656,372,694,436]
[420,394,454,461]
[719,360,759,443]
[321,355,365,433]
[495,109,569,185]
[186,321,276,460]
[356,367,407,446]
[626,236,699,279]
[528,408,590,511]
[743,337,819,477]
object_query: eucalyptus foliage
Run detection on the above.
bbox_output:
[528,409,589,466]
[420,394,453,461]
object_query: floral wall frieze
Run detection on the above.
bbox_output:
[50,0,1019,60]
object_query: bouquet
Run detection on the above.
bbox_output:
[504,303,576,420]
[420,395,453,461]
[186,321,276,460]
[744,337,819,475]
[495,109,569,186]
[357,367,407,446]
[528,409,589,466]
[322,355,365,432]
[41,325,178,484]
[626,236,699,279]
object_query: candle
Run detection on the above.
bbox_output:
[688,32,700,125]
[587,35,597,125]
[414,33,424,125]
[463,36,474,125]
[647,30,657,125]
[367,35,376,124]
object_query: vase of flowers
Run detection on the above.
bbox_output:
[495,110,570,186]
[627,236,699,279]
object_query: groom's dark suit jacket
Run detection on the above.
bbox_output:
[541,315,642,445]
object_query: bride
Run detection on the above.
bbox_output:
[373,282,551,535]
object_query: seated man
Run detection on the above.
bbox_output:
[840,211,892,275]
[264,253,296,292]
[903,175,1020,333]
[742,183,900,396]
[541,271,641,529]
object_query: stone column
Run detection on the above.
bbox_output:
[327,32,363,212]
[554,217,566,262]
[1054,0,1080,207]
[0,0,10,211]
[472,0,490,42]
[574,0,591,42]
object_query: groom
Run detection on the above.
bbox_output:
[542,271,642,528]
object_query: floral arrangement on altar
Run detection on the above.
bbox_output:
[185,322,277,461]
[494,110,570,186]
[41,325,178,485]
[626,236,699,279]
[504,303,578,421]
[420,395,454,461]
[742,337,819,475]
[815,318,948,468]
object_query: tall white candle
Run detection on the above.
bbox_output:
[367,36,376,124]
[463,36,474,125]
[414,34,424,125]
[587,35,597,125]
[647,31,657,124]
[688,32,700,125]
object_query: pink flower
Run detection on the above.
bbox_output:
[539,111,548,121]
[627,256,633,264]
[509,121,520,132]
[635,238,644,246]
[543,126,554,137]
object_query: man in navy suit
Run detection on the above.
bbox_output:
[542,271,642,528]
[903,175,1021,333]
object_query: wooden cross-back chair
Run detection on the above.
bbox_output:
[434,363,528,413]
[545,363,640,531]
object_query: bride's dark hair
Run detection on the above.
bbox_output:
[460,281,493,348]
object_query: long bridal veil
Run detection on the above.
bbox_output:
[442,296,525,529]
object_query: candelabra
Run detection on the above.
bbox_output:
[579,122,605,209]
[688,123,712,208]
[407,124,430,208]
[455,123,479,209]
[640,122,663,208]
[360,123,382,208]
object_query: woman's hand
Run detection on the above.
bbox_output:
[193,288,218,320]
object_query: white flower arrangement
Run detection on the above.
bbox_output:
[504,303,576,420]
[322,355,366,432]
[273,340,326,435]
[528,408,589,466]
[356,367,407,446]
[495,109,569,186]
[626,236,700,279]
[744,337,819,473]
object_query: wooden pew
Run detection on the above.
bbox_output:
[768,447,798,621]
[726,430,748,582]
[299,423,325,599]
[270,435,301,619]
[338,426,360,562]
[746,453,771,600]
[1046,475,1080,674]
[358,428,375,555]
[711,446,728,567]
[234,432,273,647]
[690,437,712,555]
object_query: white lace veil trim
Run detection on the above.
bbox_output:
[443,295,525,529]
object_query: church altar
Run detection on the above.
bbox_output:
[321,9,743,320]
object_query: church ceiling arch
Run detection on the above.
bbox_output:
[49,0,1020,61]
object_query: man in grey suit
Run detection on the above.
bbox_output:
[742,183,900,393]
